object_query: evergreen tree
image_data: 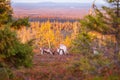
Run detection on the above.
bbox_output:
[79,0,120,60]
[0,0,33,68]
[0,0,29,29]
[0,0,12,25]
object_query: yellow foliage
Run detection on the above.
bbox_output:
[16,21,80,48]
[71,22,79,40]
[53,29,63,47]
[88,31,116,47]
[88,31,102,39]
[36,21,55,48]
[17,26,32,43]
[63,36,72,48]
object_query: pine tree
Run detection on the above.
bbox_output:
[0,0,29,29]
[80,0,120,60]
[0,0,12,25]
[0,0,33,68]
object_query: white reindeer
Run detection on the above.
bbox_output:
[57,44,68,55]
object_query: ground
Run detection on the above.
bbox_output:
[13,49,120,80]
[13,49,82,80]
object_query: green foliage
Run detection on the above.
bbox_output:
[0,68,9,80]
[0,0,33,69]
[93,76,103,80]
[0,27,17,58]
[67,56,92,74]
[66,53,117,80]
[107,0,119,3]
[108,75,119,80]
[80,11,114,34]
[13,42,33,67]
[79,1,120,48]
[0,0,12,24]
[72,0,120,55]
[72,32,93,54]
[0,27,33,68]
[0,0,30,28]
[12,18,30,29]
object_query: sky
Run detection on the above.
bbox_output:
[11,0,105,3]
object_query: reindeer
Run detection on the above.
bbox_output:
[40,47,53,55]
[40,44,68,55]
[57,44,68,55]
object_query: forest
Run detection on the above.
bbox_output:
[0,0,120,80]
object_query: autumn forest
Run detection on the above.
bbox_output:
[0,0,120,80]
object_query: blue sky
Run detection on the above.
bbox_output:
[11,0,105,3]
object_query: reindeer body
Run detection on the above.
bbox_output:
[57,44,68,55]
[40,48,53,55]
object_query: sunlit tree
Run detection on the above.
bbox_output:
[0,0,12,25]
[36,21,55,49]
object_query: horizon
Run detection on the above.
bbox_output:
[12,0,107,19]
[11,0,106,4]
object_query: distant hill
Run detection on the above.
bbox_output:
[12,2,104,19]
[12,2,91,9]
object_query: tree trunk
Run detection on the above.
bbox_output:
[114,0,120,63]
[48,39,51,49]
[114,31,120,62]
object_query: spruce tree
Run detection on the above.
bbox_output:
[0,0,29,29]
[80,0,120,61]
[0,0,33,68]
[0,0,12,25]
